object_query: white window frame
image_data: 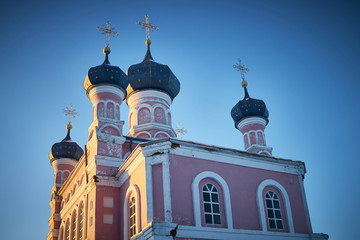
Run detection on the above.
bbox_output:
[192,171,233,229]
[256,179,294,233]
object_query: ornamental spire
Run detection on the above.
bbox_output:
[233,58,250,98]
[136,14,159,46]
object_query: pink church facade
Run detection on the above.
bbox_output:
[47,34,328,240]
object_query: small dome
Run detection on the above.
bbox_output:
[231,87,269,126]
[127,43,180,99]
[49,125,84,164]
[83,47,129,97]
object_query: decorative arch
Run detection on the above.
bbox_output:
[99,124,121,136]
[192,171,233,229]
[257,179,294,233]
[135,131,152,139]
[154,131,170,138]
[123,185,141,240]
[138,106,151,124]
[72,183,77,196]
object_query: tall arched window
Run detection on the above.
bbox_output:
[71,210,77,240]
[202,184,221,224]
[78,202,84,240]
[129,196,137,237]
[265,191,283,229]
[65,219,70,240]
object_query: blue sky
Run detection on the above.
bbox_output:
[0,0,359,239]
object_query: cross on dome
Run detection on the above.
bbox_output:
[136,14,159,41]
[233,58,250,87]
[97,21,120,47]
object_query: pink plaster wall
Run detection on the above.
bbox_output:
[169,154,309,233]
[152,164,165,221]
[240,123,265,133]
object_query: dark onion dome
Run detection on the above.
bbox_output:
[83,46,129,98]
[231,80,269,127]
[49,124,84,164]
[126,40,180,100]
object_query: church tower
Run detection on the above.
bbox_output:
[126,15,180,139]
[83,43,129,169]
[231,60,272,155]
[48,123,84,240]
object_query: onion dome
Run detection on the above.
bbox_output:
[231,80,269,127]
[126,40,180,99]
[49,123,84,164]
[83,46,129,97]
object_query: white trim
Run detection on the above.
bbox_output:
[237,117,267,131]
[162,154,172,222]
[298,175,313,233]
[134,130,152,138]
[145,160,154,223]
[192,171,233,229]
[170,145,304,175]
[256,179,294,233]
[88,85,126,100]
[123,185,141,240]
[175,224,328,240]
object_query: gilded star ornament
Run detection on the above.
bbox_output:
[175,123,187,139]
[63,104,79,124]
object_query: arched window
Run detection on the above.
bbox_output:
[257,179,294,233]
[192,171,233,229]
[78,202,84,240]
[129,196,137,237]
[71,210,77,240]
[202,184,221,224]
[65,219,70,240]
[124,185,141,240]
[265,191,283,229]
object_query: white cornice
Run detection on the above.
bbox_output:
[237,116,267,130]
[126,89,172,107]
[88,85,126,100]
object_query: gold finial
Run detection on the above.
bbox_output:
[63,104,79,126]
[103,45,111,54]
[136,14,159,43]
[233,58,250,88]
[66,123,72,130]
[97,21,120,48]
[175,123,187,139]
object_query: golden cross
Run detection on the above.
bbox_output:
[136,14,159,40]
[175,123,187,139]
[233,58,250,82]
[63,104,79,124]
[97,21,119,46]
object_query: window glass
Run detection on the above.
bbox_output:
[202,184,221,225]
[79,203,84,240]
[129,197,136,237]
[265,191,284,230]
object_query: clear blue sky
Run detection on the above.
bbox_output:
[0,0,358,239]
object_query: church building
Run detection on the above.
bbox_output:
[47,18,328,240]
